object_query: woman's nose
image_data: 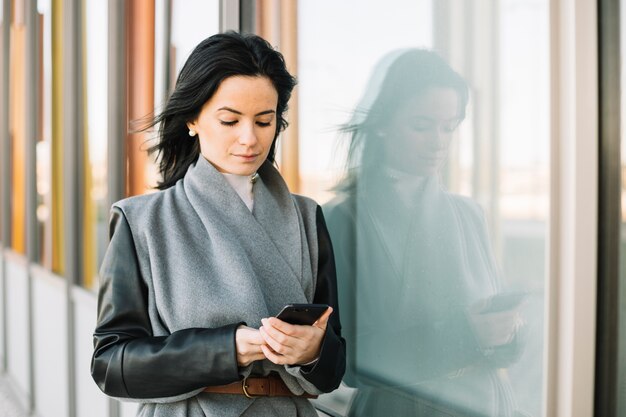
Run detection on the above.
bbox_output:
[238,123,258,146]
[426,127,443,143]
[428,128,451,150]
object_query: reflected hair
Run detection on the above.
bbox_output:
[147,31,297,189]
[340,49,469,179]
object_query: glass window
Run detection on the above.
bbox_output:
[141,0,220,191]
[296,1,549,416]
[297,0,433,203]
[35,0,53,269]
[170,0,220,76]
[81,0,108,289]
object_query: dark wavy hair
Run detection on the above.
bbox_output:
[147,31,297,189]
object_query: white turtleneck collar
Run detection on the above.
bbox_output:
[381,166,430,206]
[221,172,258,212]
[383,166,428,188]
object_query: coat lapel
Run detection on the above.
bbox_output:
[182,157,308,319]
[254,162,303,284]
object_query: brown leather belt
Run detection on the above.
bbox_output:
[203,374,317,399]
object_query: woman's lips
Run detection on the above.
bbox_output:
[418,153,447,163]
[234,153,259,162]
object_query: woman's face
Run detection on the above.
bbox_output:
[380,87,462,176]
[187,75,279,176]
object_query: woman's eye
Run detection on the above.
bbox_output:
[411,122,433,132]
[220,120,238,126]
[256,121,272,127]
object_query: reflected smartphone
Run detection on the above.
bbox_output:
[275,304,329,325]
[480,292,527,314]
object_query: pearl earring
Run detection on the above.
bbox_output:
[188,129,196,137]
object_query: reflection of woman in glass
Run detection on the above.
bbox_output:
[324,49,527,417]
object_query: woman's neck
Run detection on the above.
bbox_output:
[221,172,257,211]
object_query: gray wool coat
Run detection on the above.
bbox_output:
[91,156,346,417]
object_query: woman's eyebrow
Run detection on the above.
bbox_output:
[217,106,242,115]
[412,115,435,121]
[217,106,275,116]
[413,115,461,122]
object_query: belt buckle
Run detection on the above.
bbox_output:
[242,376,261,398]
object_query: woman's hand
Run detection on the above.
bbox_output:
[259,307,333,366]
[467,303,525,349]
[235,325,267,367]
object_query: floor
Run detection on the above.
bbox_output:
[0,374,29,417]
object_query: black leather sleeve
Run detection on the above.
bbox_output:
[91,208,243,399]
[299,206,347,392]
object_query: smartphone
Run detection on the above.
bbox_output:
[480,292,527,314]
[275,304,329,325]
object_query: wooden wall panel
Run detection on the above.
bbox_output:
[258,0,300,192]
[279,0,298,192]
[51,0,64,274]
[9,23,26,254]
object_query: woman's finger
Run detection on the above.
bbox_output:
[265,317,299,336]
[248,351,267,362]
[259,315,328,366]
[261,344,287,365]
[259,325,294,356]
[313,307,333,330]
[237,325,265,345]
[235,326,269,366]
[262,318,305,342]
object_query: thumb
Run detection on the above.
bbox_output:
[313,307,333,330]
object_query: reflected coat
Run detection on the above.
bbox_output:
[324,172,521,417]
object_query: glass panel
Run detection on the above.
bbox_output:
[170,0,220,76]
[141,0,220,190]
[35,0,53,268]
[82,0,108,289]
[297,1,549,416]
[297,0,434,203]
[9,0,26,254]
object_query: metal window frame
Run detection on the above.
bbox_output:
[107,0,126,210]
[0,0,11,376]
[595,0,621,416]
[63,0,82,416]
[105,2,127,415]
[24,0,38,412]
[547,1,599,416]
[220,0,239,33]
[154,0,171,108]
[239,0,256,34]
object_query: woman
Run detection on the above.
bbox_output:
[324,49,528,416]
[91,32,345,417]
